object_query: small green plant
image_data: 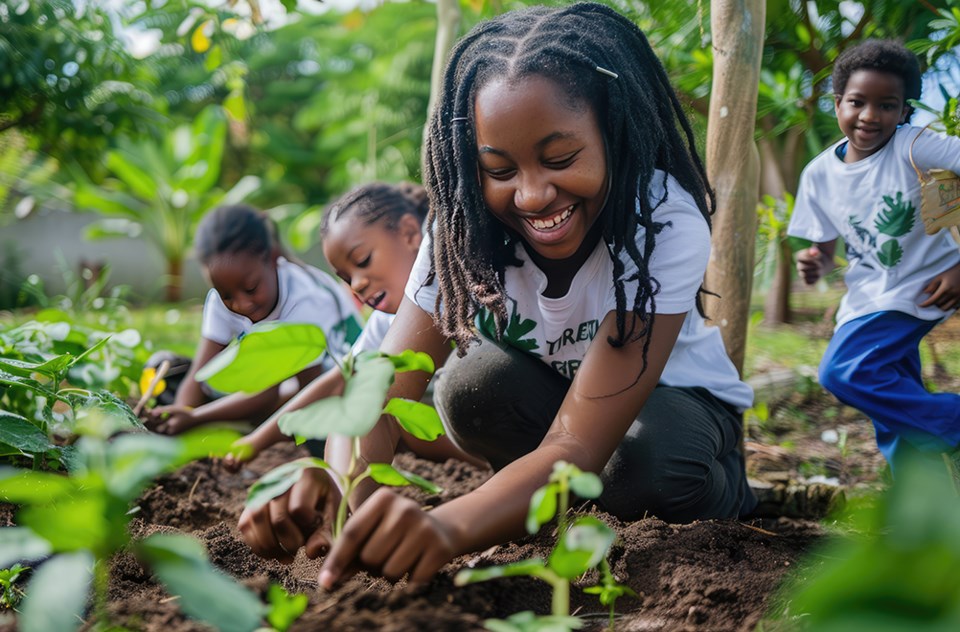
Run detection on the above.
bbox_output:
[0,420,264,632]
[262,583,308,632]
[195,321,445,540]
[910,85,960,138]
[0,563,27,610]
[456,462,633,632]
[0,320,145,469]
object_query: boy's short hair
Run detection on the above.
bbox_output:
[832,39,922,119]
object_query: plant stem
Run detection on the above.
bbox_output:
[551,576,569,617]
[93,557,110,629]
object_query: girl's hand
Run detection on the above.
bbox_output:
[318,488,459,590]
[919,262,960,311]
[222,436,259,473]
[148,405,199,435]
[796,246,827,285]
[238,468,341,565]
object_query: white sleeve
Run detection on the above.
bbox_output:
[200,289,239,345]
[788,159,840,243]
[609,177,710,315]
[403,230,439,315]
[908,126,960,174]
[351,310,395,355]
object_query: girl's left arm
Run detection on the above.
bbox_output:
[318,309,685,588]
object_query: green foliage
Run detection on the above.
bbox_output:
[0,318,147,468]
[0,0,157,170]
[771,455,960,630]
[73,105,259,301]
[0,423,264,631]
[0,563,26,609]
[265,583,308,632]
[526,461,602,535]
[195,321,328,393]
[483,610,584,632]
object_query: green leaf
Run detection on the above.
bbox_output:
[0,354,72,379]
[176,427,246,465]
[367,463,441,494]
[139,533,265,632]
[278,356,394,439]
[0,468,77,505]
[454,558,549,586]
[548,516,615,579]
[383,398,444,441]
[526,483,558,534]
[266,583,308,632]
[102,433,183,500]
[569,472,603,500]
[106,149,158,200]
[0,413,54,455]
[195,322,327,393]
[385,349,435,374]
[247,457,330,511]
[0,368,59,400]
[19,495,112,553]
[70,391,143,437]
[20,552,94,632]
[0,528,53,568]
[485,611,584,632]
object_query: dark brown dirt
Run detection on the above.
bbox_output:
[5,313,957,631]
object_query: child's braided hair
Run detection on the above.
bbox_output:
[320,181,429,237]
[422,1,713,361]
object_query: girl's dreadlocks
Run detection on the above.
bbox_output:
[422,1,713,360]
[320,181,429,237]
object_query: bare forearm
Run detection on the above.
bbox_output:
[189,387,282,424]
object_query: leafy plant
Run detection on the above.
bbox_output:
[0,563,26,610]
[0,319,146,468]
[0,422,264,632]
[195,321,444,540]
[264,583,308,632]
[456,462,632,632]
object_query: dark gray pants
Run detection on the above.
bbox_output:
[434,339,756,522]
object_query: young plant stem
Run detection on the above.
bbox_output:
[332,436,370,540]
[553,576,569,618]
[557,476,570,535]
[93,557,110,629]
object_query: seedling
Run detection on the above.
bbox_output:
[583,559,637,631]
[194,322,445,540]
[0,563,27,609]
[262,583,308,632]
[0,417,265,632]
[456,462,633,632]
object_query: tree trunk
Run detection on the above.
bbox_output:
[704,0,766,374]
[166,257,183,303]
[758,137,792,324]
[424,0,461,145]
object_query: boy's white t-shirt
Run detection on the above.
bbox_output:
[789,123,960,328]
[201,257,363,359]
[351,310,395,355]
[405,172,754,412]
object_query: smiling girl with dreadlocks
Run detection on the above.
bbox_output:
[239,2,756,585]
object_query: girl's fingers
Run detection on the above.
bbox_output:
[239,502,296,564]
[319,489,396,589]
[267,496,307,559]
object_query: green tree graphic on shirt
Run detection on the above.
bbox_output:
[874,191,915,237]
[477,298,540,355]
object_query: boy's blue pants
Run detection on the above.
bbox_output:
[819,311,960,472]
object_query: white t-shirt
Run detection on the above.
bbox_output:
[789,124,960,328]
[405,172,753,411]
[351,310,395,355]
[201,257,363,360]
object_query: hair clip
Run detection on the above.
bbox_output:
[451,116,470,123]
[595,66,619,80]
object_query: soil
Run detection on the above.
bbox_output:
[2,316,958,632]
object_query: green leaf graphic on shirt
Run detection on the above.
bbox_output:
[477,300,540,355]
[877,239,904,268]
[874,192,915,237]
[333,316,363,347]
